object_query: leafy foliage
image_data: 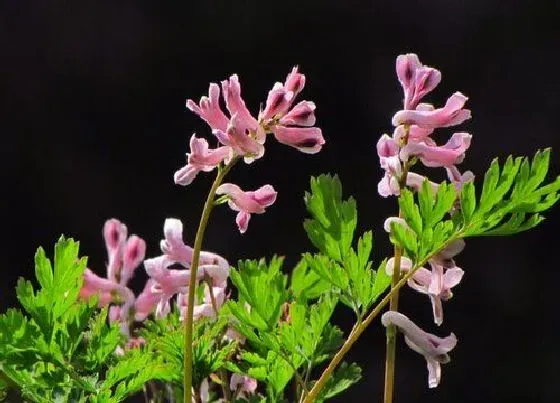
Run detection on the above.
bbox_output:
[0,236,169,402]
[390,150,560,267]
[303,175,391,316]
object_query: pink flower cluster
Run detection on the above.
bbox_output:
[378,54,476,388]
[377,54,474,198]
[175,67,324,233]
[78,219,146,335]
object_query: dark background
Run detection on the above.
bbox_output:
[1,1,559,402]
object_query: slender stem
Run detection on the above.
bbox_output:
[383,244,402,403]
[183,161,236,403]
[205,277,233,402]
[303,251,435,403]
[383,127,411,403]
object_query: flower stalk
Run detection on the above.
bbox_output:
[183,160,236,403]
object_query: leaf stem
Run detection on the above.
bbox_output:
[183,160,236,403]
[302,230,458,403]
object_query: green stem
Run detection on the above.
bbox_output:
[302,228,460,403]
[383,127,411,403]
[383,244,402,403]
[183,160,236,403]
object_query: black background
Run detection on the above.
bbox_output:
[1,1,559,402]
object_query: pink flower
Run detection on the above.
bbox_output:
[407,260,464,326]
[278,100,316,127]
[159,218,230,284]
[186,83,229,132]
[102,219,146,285]
[392,92,471,129]
[144,255,191,317]
[221,74,259,132]
[271,126,325,154]
[216,183,277,233]
[103,219,127,284]
[134,279,160,321]
[261,82,295,120]
[446,165,475,191]
[381,311,457,388]
[230,374,258,399]
[79,268,135,310]
[284,66,306,96]
[396,53,442,110]
[174,135,230,186]
[400,132,472,168]
[377,134,401,175]
[213,113,264,163]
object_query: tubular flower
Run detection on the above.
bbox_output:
[392,92,471,129]
[216,183,277,233]
[174,134,230,185]
[400,132,472,167]
[396,53,442,110]
[381,311,457,388]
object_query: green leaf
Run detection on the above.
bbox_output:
[460,181,476,223]
[229,257,289,331]
[290,259,332,301]
[303,174,357,262]
[314,362,362,401]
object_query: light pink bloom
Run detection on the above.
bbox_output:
[221,74,258,131]
[377,134,401,175]
[284,66,306,96]
[230,374,258,399]
[213,113,264,163]
[392,92,471,129]
[278,100,316,127]
[407,260,464,326]
[79,268,118,306]
[159,218,230,284]
[378,172,401,198]
[271,126,325,154]
[103,219,127,284]
[144,255,191,317]
[134,279,161,321]
[261,82,294,120]
[121,235,146,285]
[103,219,146,286]
[446,165,475,191]
[396,53,441,110]
[216,183,277,233]
[381,311,457,388]
[400,133,472,167]
[405,172,440,194]
[174,135,230,186]
[186,83,229,132]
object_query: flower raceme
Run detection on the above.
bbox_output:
[381,311,457,388]
[180,66,324,173]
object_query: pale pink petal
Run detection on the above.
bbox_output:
[221,74,258,130]
[284,66,306,95]
[199,251,230,285]
[430,295,444,326]
[121,235,146,285]
[174,164,200,186]
[426,358,442,388]
[400,133,472,167]
[272,126,325,154]
[103,219,127,283]
[405,172,440,194]
[279,101,316,127]
[236,211,251,234]
[443,267,464,290]
[378,173,400,197]
[261,82,294,120]
[186,83,229,132]
[392,92,471,129]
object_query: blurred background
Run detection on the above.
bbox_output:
[1,1,559,402]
